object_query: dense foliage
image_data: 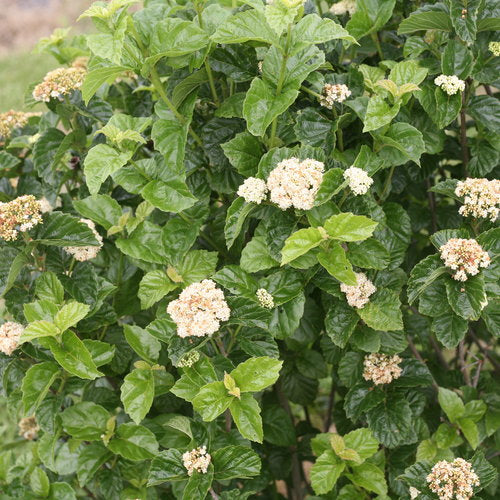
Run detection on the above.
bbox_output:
[0,0,499,498]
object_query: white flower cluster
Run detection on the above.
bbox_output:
[343,166,374,195]
[455,178,499,221]
[363,353,403,385]
[426,458,480,500]
[0,322,24,356]
[167,279,230,338]
[330,0,357,16]
[0,195,43,241]
[340,272,376,308]
[237,177,268,204]
[32,66,86,102]
[409,487,420,499]
[319,83,352,108]
[439,238,491,282]
[0,110,39,139]
[64,218,103,262]
[489,41,500,57]
[267,157,324,210]
[434,75,465,95]
[178,351,200,368]
[38,197,54,214]
[18,416,39,441]
[256,288,275,309]
[182,446,211,476]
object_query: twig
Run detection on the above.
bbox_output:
[209,488,219,500]
[468,329,500,375]
[458,339,472,386]
[472,359,483,388]
[323,377,335,432]
[406,335,439,391]
[224,410,232,433]
[483,84,492,96]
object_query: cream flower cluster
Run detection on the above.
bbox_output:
[319,83,352,108]
[178,351,200,368]
[32,66,86,102]
[0,195,43,241]
[455,178,499,221]
[434,75,465,95]
[0,322,24,356]
[0,110,38,139]
[340,272,376,308]
[39,197,54,214]
[439,238,490,282]
[237,177,268,204]
[182,446,211,476]
[267,157,324,210]
[64,218,103,262]
[18,416,39,441]
[330,0,357,16]
[426,458,480,500]
[489,41,500,57]
[167,279,230,338]
[409,487,420,499]
[343,166,373,195]
[256,288,275,309]
[363,353,402,385]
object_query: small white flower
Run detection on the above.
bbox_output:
[32,67,86,102]
[434,74,465,95]
[177,351,200,368]
[237,177,268,204]
[409,487,420,499]
[320,83,351,109]
[340,272,376,309]
[330,0,357,16]
[455,178,499,221]
[182,446,211,476]
[489,41,500,57]
[343,166,373,195]
[0,195,43,241]
[64,218,103,262]
[363,353,402,385]
[439,238,490,282]
[426,458,479,500]
[38,197,53,214]
[0,322,24,356]
[256,288,274,309]
[18,416,39,441]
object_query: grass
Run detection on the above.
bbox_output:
[0,51,56,112]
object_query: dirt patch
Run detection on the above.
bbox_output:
[0,0,92,55]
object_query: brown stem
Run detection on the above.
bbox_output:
[459,91,469,177]
[472,359,483,388]
[323,377,335,432]
[458,339,472,386]
[407,335,439,391]
[483,84,492,96]
[468,329,500,375]
[275,382,303,500]
[224,410,232,433]
[209,488,219,500]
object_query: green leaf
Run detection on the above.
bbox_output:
[363,96,401,132]
[448,0,482,43]
[407,254,447,305]
[224,198,255,249]
[148,449,187,485]
[141,179,197,214]
[171,357,218,401]
[162,217,201,265]
[30,467,50,497]
[468,95,500,133]
[107,423,158,461]
[458,418,479,449]
[346,0,396,39]
[348,239,390,270]
[121,368,155,424]
[376,122,426,166]
[77,443,112,487]
[0,150,21,170]
[230,393,263,443]
[389,60,428,86]
[346,462,387,495]
[325,299,359,348]
[116,221,169,264]
[318,243,357,285]
[193,381,233,421]
[21,362,60,415]
[44,330,103,380]
[211,9,279,46]
[344,428,379,462]
[61,402,109,440]
[324,213,378,242]
[445,274,487,321]
[230,357,283,393]
[138,270,177,309]
[243,78,299,137]
[441,39,474,79]
[438,387,465,423]
[35,272,64,305]
[182,468,214,500]
[123,324,161,364]
[471,451,498,491]
[54,301,90,332]
[295,108,333,149]
[21,320,60,343]
[177,250,218,285]
[73,195,122,231]
[281,227,325,265]
[262,405,296,446]
[81,65,130,104]
[431,311,468,348]
[417,83,462,128]
[311,450,345,495]
[398,8,452,34]
[212,446,261,480]
[241,236,279,273]
[83,144,132,195]
[357,289,403,331]
[221,132,264,177]
[213,265,258,297]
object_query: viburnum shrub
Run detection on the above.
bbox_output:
[0,0,499,498]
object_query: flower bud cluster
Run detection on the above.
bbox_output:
[0,195,43,241]
[0,110,38,139]
[182,446,211,476]
[267,157,324,210]
[237,177,268,204]
[18,416,39,441]
[33,66,86,102]
[178,351,201,368]
[256,288,275,309]
[343,166,374,195]
[489,41,500,57]
[455,178,499,221]
[319,83,352,108]
[426,458,480,500]
[363,353,402,385]
[434,75,465,95]
[64,218,103,262]
[167,279,230,338]
[330,0,357,16]
[0,322,24,356]
[340,272,376,309]
[439,238,490,282]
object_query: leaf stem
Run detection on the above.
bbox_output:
[371,32,384,60]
